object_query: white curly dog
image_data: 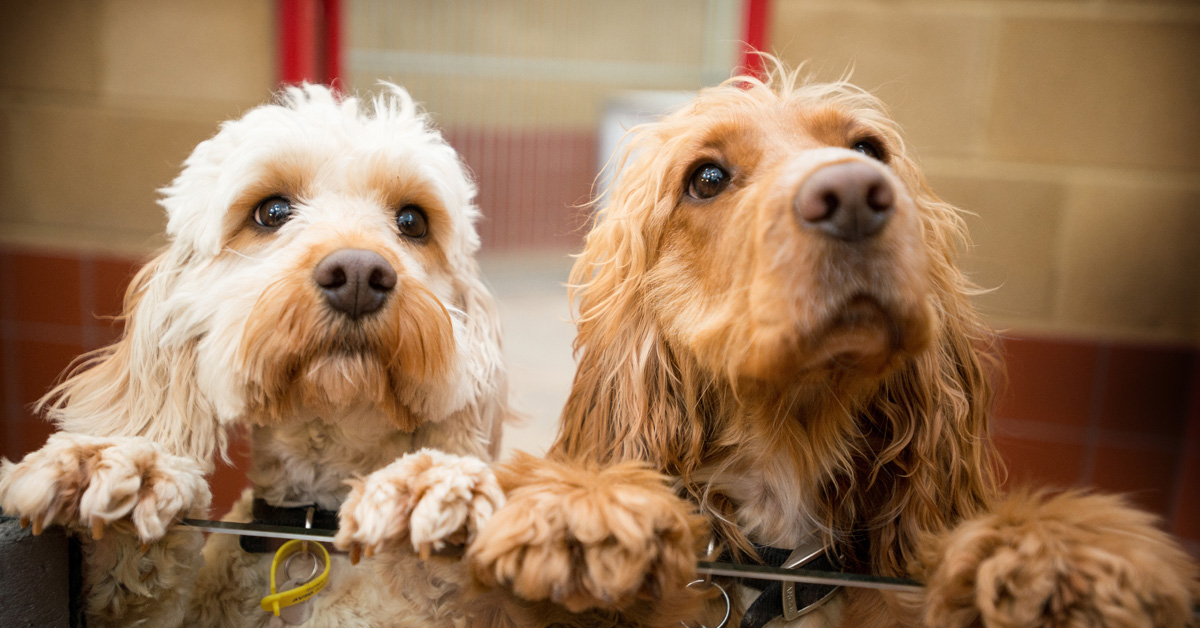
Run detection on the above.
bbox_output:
[0,84,509,627]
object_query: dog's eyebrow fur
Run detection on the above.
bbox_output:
[216,149,319,242]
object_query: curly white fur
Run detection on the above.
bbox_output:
[337,448,505,561]
[0,83,510,628]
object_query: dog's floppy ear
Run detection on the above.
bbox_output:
[852,169,1001,578]
[36,249,225,471]
[426,263,512,460]
[551,146,707,477]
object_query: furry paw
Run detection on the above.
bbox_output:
[0,433,210,544]
[468,453,706,613]
[335,448,504,562]
[922,491,1199,628]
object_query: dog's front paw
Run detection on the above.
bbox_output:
[0,433,210,544]
[923,491,1199,628]
[468,454,706,613]
[336,448,504,562]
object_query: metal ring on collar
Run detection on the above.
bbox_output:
[283,547,320,583]
[681,579,731,628]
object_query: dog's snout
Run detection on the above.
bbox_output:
[313,249,397,318]
[794,162,894,242]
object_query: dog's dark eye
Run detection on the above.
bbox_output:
[852,139,884,161]
[396,205,429,239]
[254,197,293,229]
[687,164,730,200]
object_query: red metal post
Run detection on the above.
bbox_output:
[278,0,340,86]
[322,0,342,89]
[740,0,772,78]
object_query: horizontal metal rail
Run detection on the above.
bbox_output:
[179,519,924,592]
[181,518,336,543]
[8,513,1200,622]
[696,561,921,593]
[5,515,916,590]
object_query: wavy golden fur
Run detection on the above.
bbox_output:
[470,62,1198,627]
[557,65,997,578]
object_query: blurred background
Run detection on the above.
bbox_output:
[0,0,1196,558]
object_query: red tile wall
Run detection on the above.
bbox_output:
[995,336,1200,556]
[444,127,597,252]
[0,247,251,514]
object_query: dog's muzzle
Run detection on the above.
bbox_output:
[313,249,396,319]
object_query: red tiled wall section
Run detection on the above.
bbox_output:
[995,336,1200,555]
[444,127,597,252]
[0,248,252,513]
[2,246,1199,555]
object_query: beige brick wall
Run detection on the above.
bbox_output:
[345,0,741,129]
[5,0,1197,344]
[0,0,275,255]
[773,0,1200,344]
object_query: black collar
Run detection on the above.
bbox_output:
[723,539,841,628]
[239,499,340,553]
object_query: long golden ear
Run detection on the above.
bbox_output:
[36,249,225,471]
[550,148,707,476]
[854,175,1001,578]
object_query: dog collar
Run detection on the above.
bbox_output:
[240,499,341,553]
[726,537,841,628]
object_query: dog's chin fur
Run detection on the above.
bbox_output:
[736,293,932,385]
[2,83,511,628]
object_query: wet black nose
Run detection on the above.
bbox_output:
[794,162,895,242]
[313,249,397,318]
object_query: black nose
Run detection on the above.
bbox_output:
[794,162,895,242]
[313,249,397,318]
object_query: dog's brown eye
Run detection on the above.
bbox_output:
[687,164,730,200]
[396,205,428,239]
[852,139,884,161]
[254,196,293,229]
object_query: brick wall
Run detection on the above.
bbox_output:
[771,0,1200,345]
[0,0,274,254]
[0,0,273,520]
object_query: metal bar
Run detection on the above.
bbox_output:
[4,515,911,591]
[7,512,1199,622]
[278,0,318,84]
[322,0,342,87]
[183,520,922,591]
[739,0,772,78]
[698,561,922,593]
[179,519,336,543]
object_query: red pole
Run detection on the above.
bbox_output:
[322,0,342,89]
[740,0,772,78]
[280,0,339,85]
[279,0,315,84]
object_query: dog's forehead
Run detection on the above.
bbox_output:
[665,91,885,158]
[162,88,478,258]
[228,100,449,168]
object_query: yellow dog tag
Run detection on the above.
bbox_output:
[261,539,331,617]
